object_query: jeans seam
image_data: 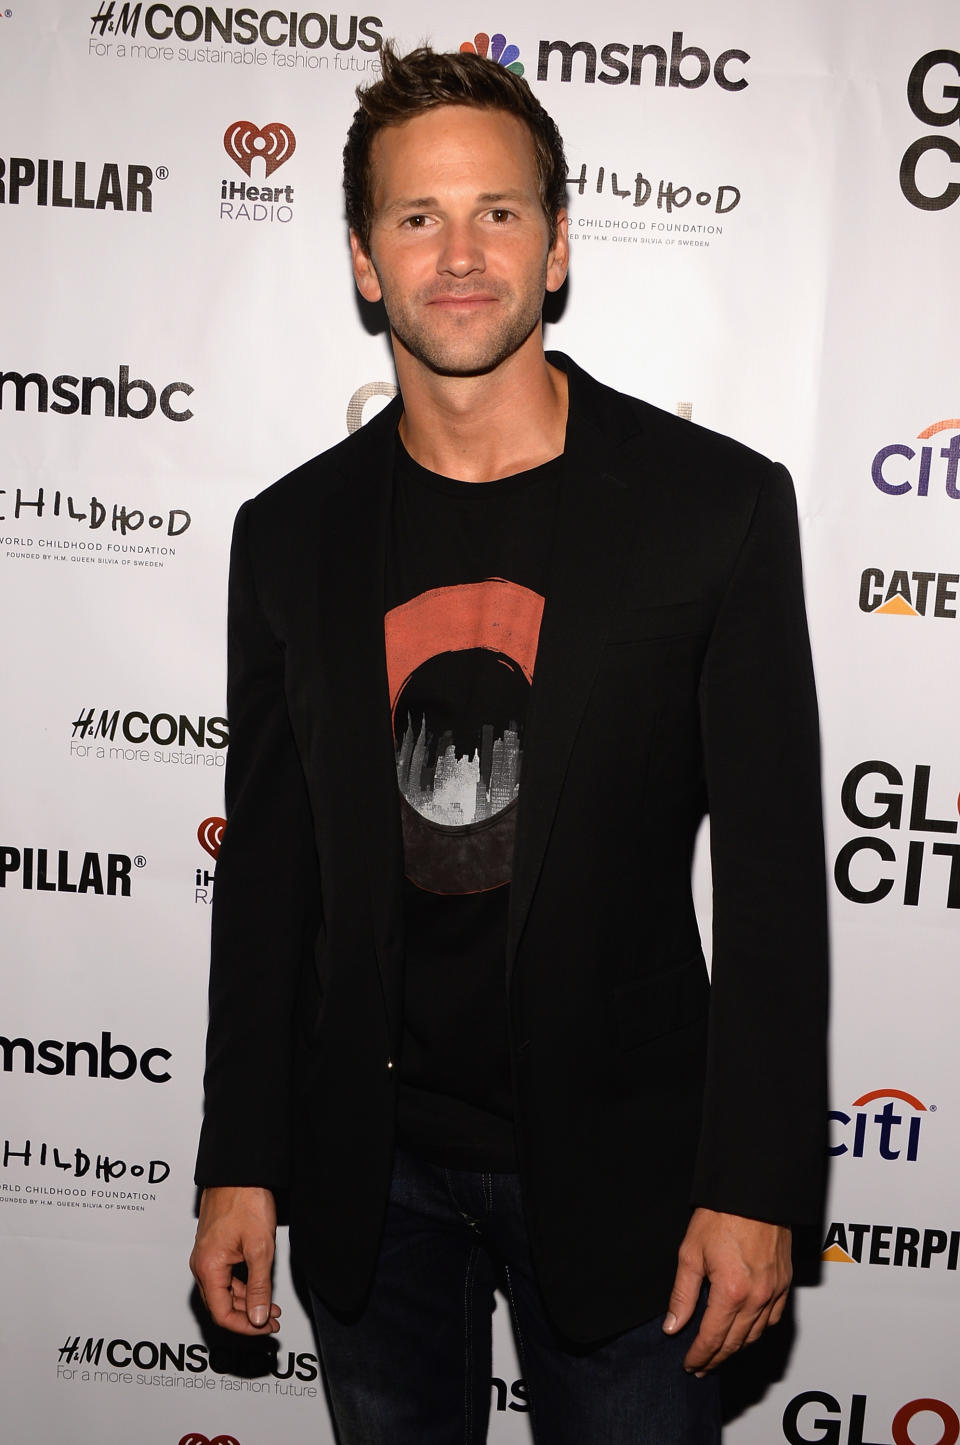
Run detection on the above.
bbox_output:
[463,1242,480,1445]
[502,1263,538,1439]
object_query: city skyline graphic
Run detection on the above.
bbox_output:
[384,578,544,893]
[397,710,522,828]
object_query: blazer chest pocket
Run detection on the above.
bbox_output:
[607,955,710,1084]
[605,598,713,645]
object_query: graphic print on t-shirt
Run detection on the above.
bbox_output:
[384,578,544,896]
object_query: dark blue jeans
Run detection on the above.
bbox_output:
[310,1148,720,1444]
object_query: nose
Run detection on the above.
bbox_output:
[436,219,485,277]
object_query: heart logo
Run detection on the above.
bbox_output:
[197,816,226,860]
[178,1434,240,1445]
[223,120,296,178]
[178,1435,240,1445]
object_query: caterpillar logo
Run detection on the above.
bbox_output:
[0,157,155,210]
[859,567,959,617]
[822,1220,958,1271]
[0,847,141,896]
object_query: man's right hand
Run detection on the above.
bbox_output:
[190,1186,281,1334]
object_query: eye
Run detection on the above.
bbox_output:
[402,214,431,229]
[487,209,514,223]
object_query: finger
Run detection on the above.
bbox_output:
[663,1256,705,1334]
[743,1300,776,1348]
[681,1289,742,1372]
[243,1240,276,1329]
[202,1268,254,1332]
[230,1277,282,1323]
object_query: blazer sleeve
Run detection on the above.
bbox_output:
[194,498,322,1189]
[693,462,828,1226]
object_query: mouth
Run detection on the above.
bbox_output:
[427,294,499,310]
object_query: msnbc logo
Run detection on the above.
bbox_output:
[829,1088,932,1162]
[460,32,524,77]
[872,417,960,498]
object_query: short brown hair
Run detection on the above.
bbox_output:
[343,43,568,251]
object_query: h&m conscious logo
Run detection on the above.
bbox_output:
[536,32,748,91]
[89,2,382,52]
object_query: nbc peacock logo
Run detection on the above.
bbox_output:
[460,32,524,77]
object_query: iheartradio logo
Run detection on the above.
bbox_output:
[223,120,296,178]
[178,1435,240,1445]
[197,817,225,860]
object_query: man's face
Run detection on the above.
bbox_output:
[350,105,568,378]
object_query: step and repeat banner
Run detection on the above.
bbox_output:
[2,1,957,1441]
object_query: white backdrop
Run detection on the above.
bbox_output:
[2,2,958,1441]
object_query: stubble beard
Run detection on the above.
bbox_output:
[377,271,548,379]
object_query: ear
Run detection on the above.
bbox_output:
[545,209,569,295]
[350,231,383,303]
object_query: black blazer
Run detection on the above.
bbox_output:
[195,354,828,1342]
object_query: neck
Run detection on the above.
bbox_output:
[395,332,568,482]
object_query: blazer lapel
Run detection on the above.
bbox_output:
[507,361,647,977]
[312,398,406,1028]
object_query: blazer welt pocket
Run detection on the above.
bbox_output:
[605,600,712,645]
[609,954,710,1052]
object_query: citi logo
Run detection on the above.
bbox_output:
[0,1032,171,1083]
[828,1088,931,1162]
[821,1220,958,1272]
[859,567,959,618]
[0,847,141,896]
[872,417,960,498]
[901,48,960,211]
[536,32,749,91]
[0,157,155,210]
[0,366,193,420]
[224,121,295,178]
[834,761,960,908]
[783,1391,958,1445]
[460,33,524,77]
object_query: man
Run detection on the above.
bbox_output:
[191,44,827,1444]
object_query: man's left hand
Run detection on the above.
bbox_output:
[662,1208,792,1375]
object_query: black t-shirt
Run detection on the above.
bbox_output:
[385,439,561,1170]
